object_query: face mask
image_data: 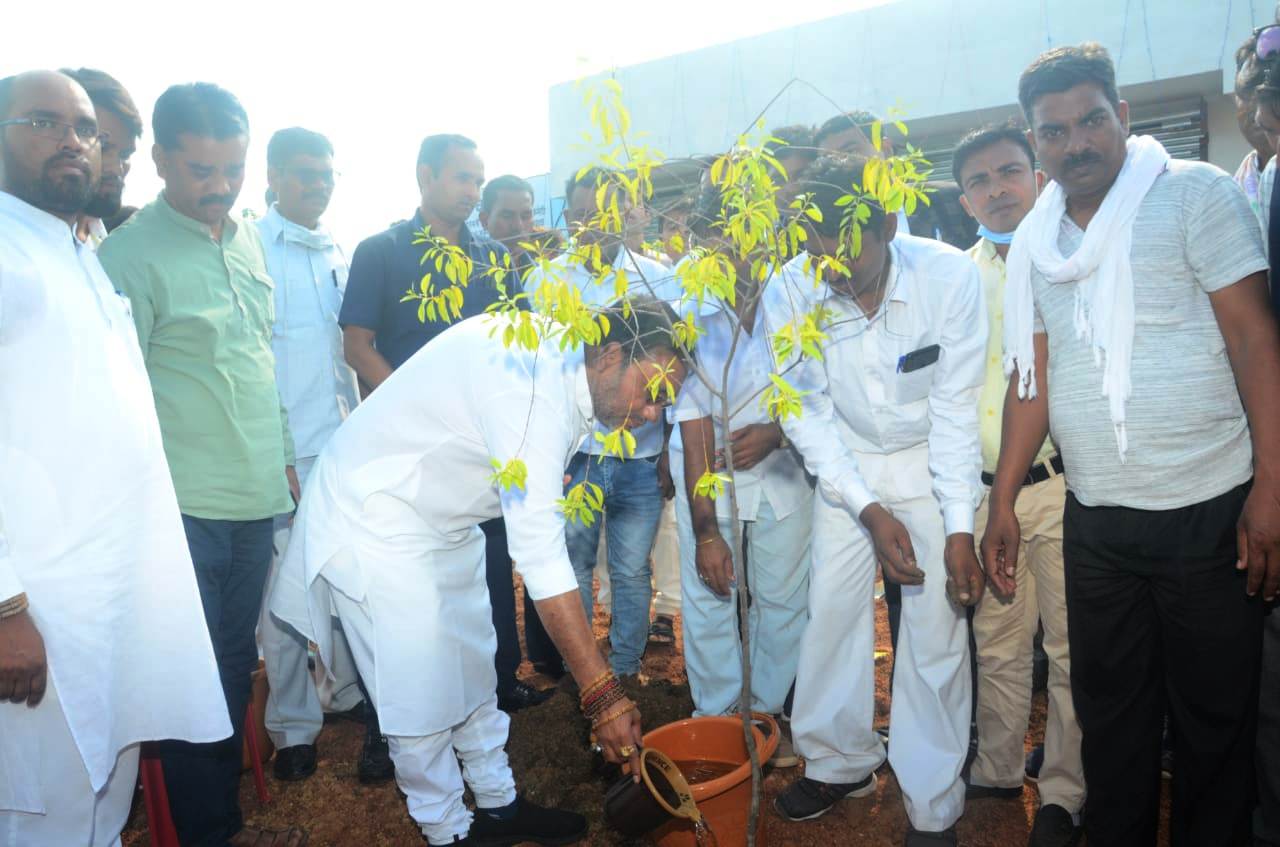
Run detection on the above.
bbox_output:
[978,223,1015,245]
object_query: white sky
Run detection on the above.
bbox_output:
[3,0,884,249]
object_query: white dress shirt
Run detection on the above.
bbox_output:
[524,246,677,458]
[761,233,986,535]
[257,206,359,460]
[672,304,811,521]
[0,191,229,809]
[270,314,593,734]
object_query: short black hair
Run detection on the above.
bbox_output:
[951,123,1035,189]
[657,195,693,233]
[152,82,248,150]
[768,124,816,156]
[417,133,475,171]
[797,154,887,238]
[814,110,880,148]
[1018,42,1120,123]
[267,127,333,168]
[589,295,691,367]
[564,166,612,205]
[60,68,142,139]
[481,174,534,215]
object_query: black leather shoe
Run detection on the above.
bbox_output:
[358,720,395,784]
[273,744,317,782]
[1028,804,1081,847]
[497,681,554,713]
[469,797,587,846]
[965,782,1023,800]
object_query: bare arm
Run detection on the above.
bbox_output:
[1210,271,1280,600]
[342,325,394,392]
[680,417,735,597]
[980,332,1050,596]
[533,590,643,770]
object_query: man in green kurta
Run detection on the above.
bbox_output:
[98,81,303,847]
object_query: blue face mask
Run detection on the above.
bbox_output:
[978,224,1015,245]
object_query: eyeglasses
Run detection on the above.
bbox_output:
[1257,24,1280,60]
[0,117,108,147]
[284,166,338,186]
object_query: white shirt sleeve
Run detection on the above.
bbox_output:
[762,272,876,518]
[480,390,582,602]
[0,511,20,602]
[673,363,714,423]
[928,260,987,535]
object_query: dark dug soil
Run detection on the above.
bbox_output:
[124,582,1170,846]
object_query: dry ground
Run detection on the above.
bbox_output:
[123,581,1171,846]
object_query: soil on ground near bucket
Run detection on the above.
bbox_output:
[124,577,1172,846]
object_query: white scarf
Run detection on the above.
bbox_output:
[1003,134,1170,461]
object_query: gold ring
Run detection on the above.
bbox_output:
[619,745,636,757]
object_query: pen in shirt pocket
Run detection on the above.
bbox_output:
[331,270,339,287]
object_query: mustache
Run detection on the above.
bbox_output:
[1063,150,1102,170]
[199,194,235,207]
[44,152,91,179]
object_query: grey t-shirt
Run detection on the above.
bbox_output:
[1032,159,1267,510]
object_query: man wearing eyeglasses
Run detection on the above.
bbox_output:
[255,127,370,785]
[0,69,230,847]
[59,68,141,250]
[97,83,307,847]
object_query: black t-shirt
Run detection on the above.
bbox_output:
[338,211,509,370]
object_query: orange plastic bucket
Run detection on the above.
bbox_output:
[642,713,779,847]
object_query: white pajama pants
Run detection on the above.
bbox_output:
[261,456,363,748]
[329,588,517,845]
[792,448,970,833]
[651,499,682,617]
[675,495,811,717]
[0,678,140,847]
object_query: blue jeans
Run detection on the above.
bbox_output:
[563,451,664,675]
[160,515,273,847]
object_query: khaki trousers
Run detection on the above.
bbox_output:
[971,471,1085,813]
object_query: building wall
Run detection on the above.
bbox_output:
[548,0,1262,186]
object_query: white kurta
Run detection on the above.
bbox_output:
[270,314,590,736]
[0,191,230,810]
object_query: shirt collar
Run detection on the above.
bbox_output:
[156,191,235,241]
[0,190,80,247]
[973,236,1002,266]
[261,204,334,249]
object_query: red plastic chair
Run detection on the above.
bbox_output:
[138,702,271,847]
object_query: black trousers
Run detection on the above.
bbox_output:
[1063,484,1262,847]
[482,518,558,688]
[1258,601,1280,846]
[160,516,273,847]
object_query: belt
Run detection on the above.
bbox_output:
[981,454,1063,488]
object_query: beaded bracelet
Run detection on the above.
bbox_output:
[582,679,621,713]
[579,670,612,700]
[592,700,637,731]
[584,684,627,721]
[0,593,28,620]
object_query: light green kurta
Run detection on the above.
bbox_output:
[99,194,294,520]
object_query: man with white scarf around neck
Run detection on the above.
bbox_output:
[982,43,1280,847]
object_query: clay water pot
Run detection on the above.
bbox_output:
[642,712,779,847]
